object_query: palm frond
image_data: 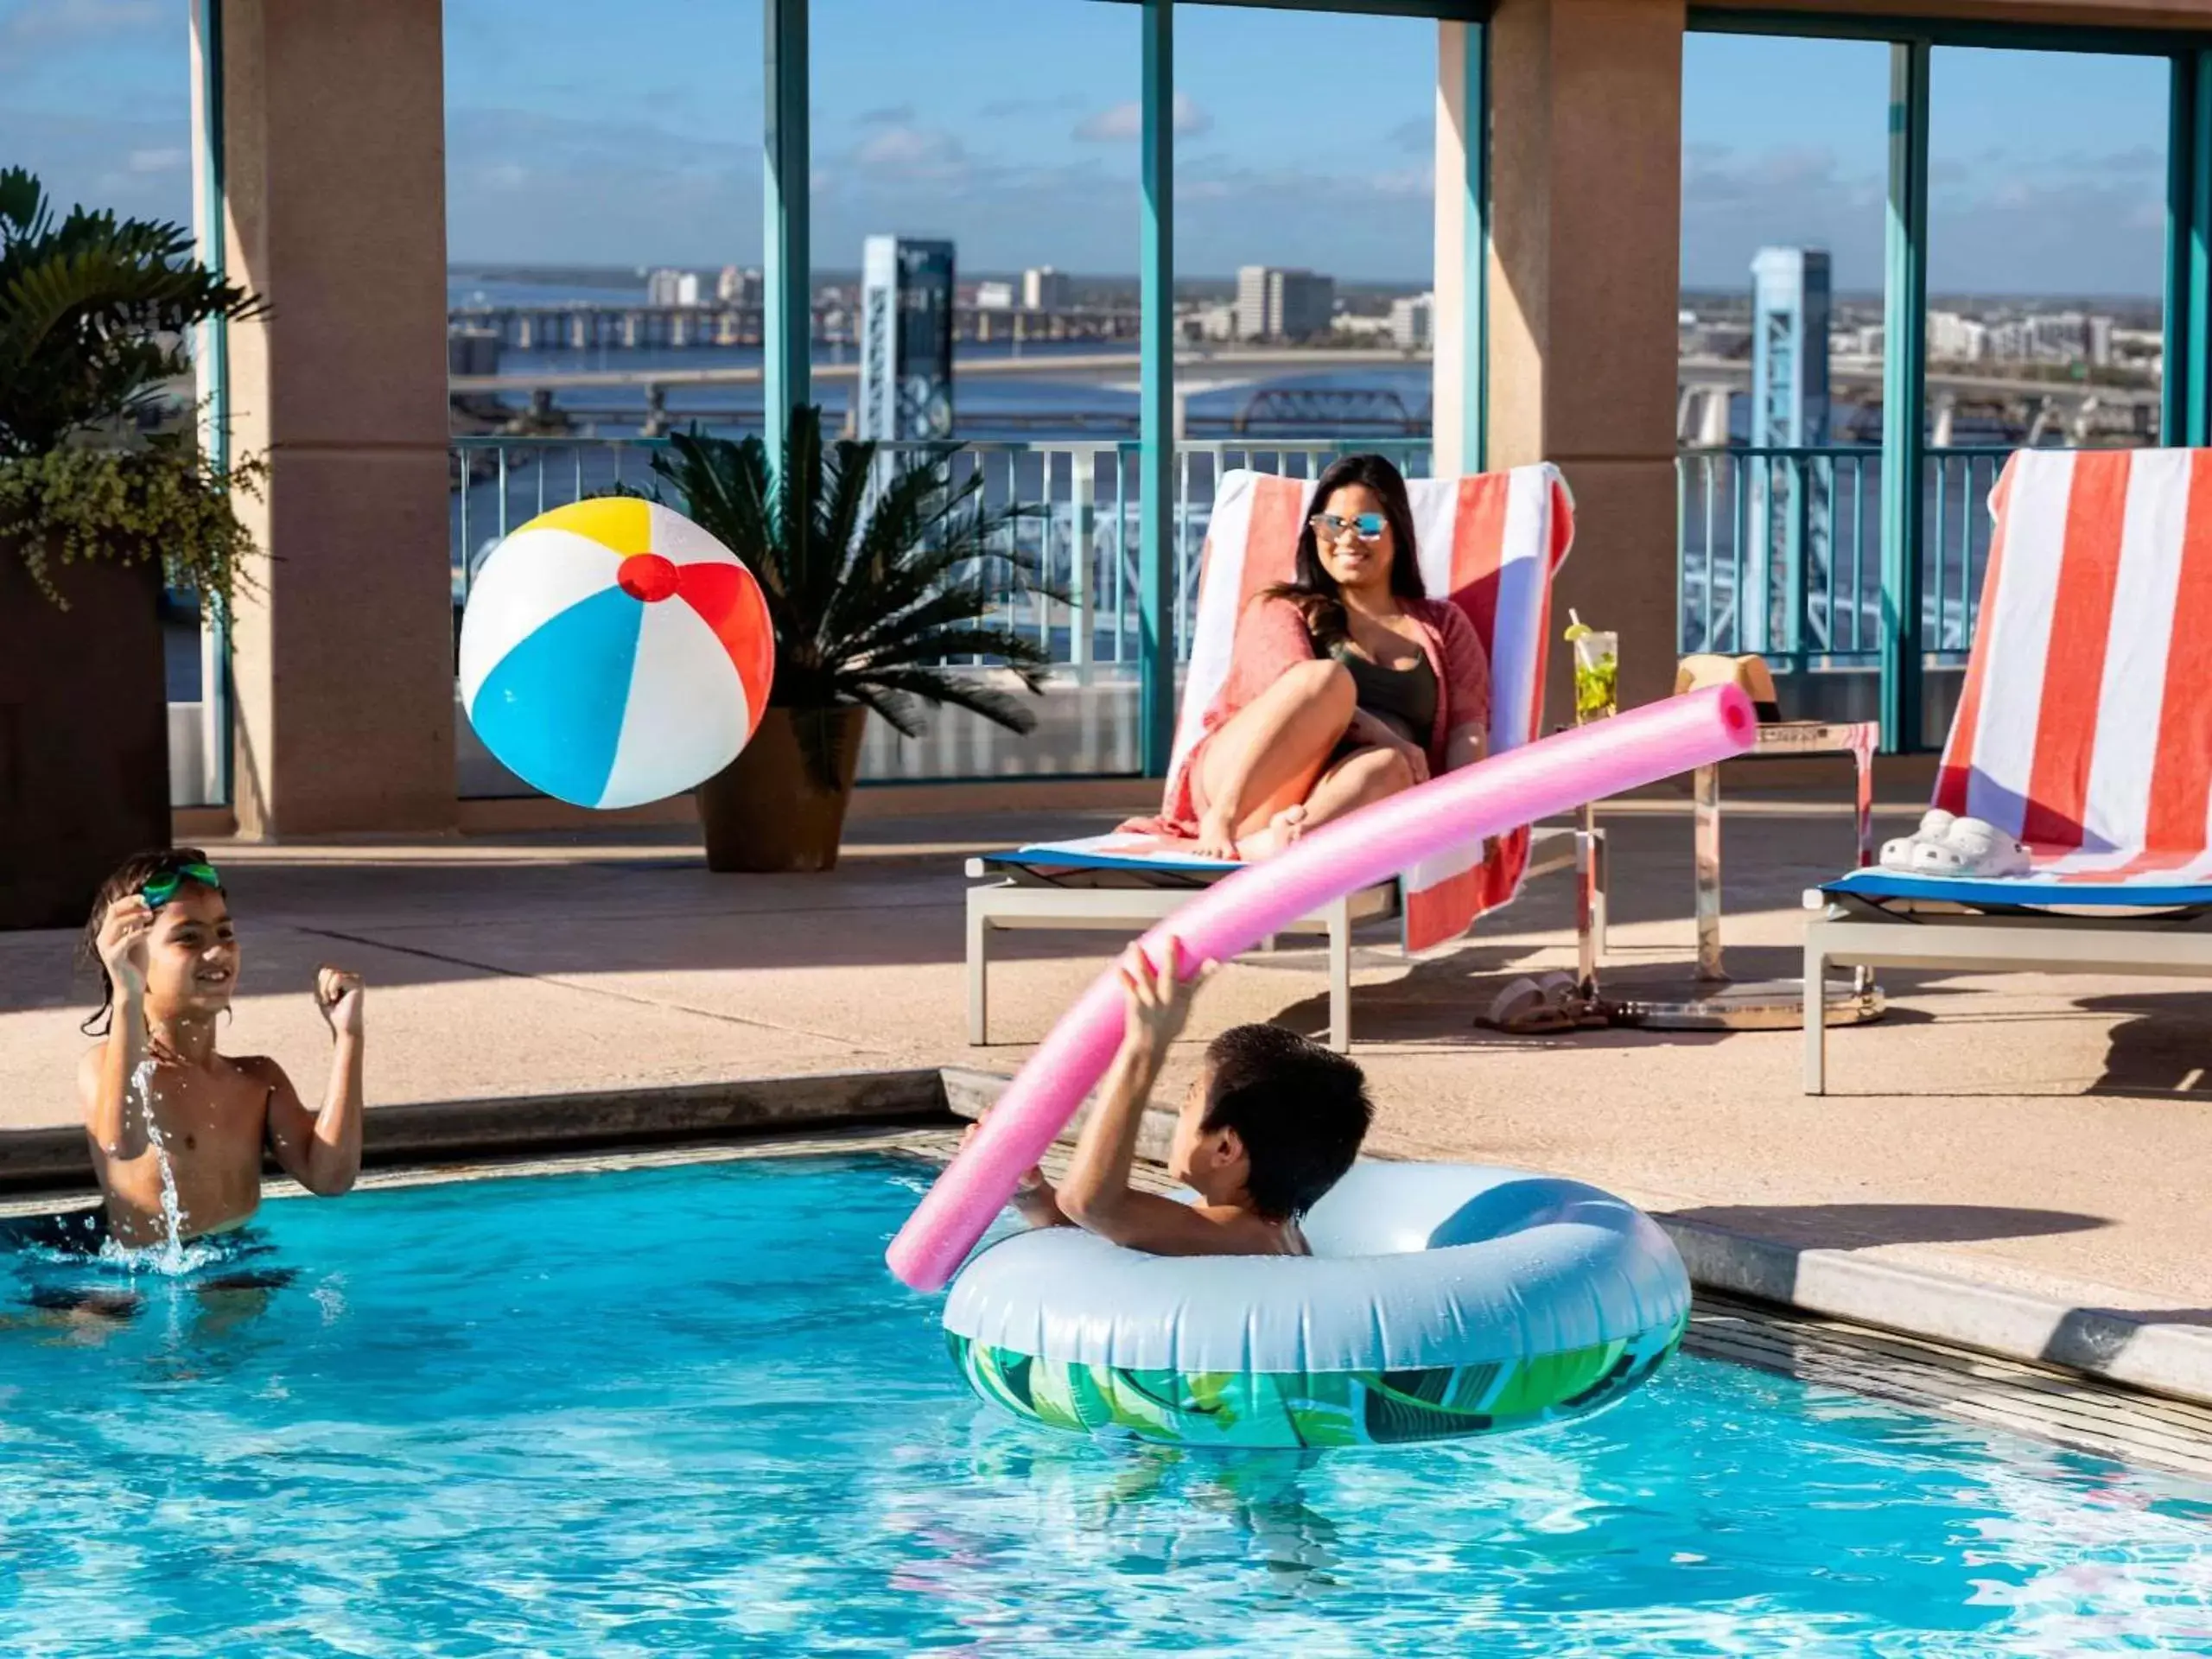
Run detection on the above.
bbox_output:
[665,410,1056,747]
[838,665,1042,735]
[0,168,264,455]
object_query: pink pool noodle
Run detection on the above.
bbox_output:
[887,683,1757,1291]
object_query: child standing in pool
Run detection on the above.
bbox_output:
[994,937,1371,1255]
[77,849,366,1249]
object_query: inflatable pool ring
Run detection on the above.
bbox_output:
[944,1162,1689,1449]
[890,685,1758,1292]
[460,498,775,809]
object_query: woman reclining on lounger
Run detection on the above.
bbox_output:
[1151,453,1491,861]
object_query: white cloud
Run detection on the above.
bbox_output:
[5,0,156,40]
[851,124,967,182]
[1367,164,1433,200]
[1075,92,1209,143]
[124,146,184,174]
[1681,141,2165,295]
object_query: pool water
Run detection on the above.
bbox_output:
[1,1155,2207,1656]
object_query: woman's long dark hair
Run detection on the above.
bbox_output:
[1262,453,1425,653]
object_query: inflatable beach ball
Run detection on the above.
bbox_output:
[460,499,775,809]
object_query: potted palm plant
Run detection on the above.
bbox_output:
[0,167,263,928]
[648,407,1053,871]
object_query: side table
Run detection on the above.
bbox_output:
[1606,720,1887,1031]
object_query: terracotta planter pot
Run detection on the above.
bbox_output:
[697,705,868,873]
[0,544,170,930]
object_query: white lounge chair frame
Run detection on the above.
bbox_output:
[1802,893,2212,1094]
[968,826,1604,1053]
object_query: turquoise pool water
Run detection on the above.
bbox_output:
[1,1154,2207,1656]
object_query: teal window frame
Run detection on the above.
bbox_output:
[1114,0,1491,771]
[1689,7,2212,750]
[753,0,1494,775]
[194,0,232,808]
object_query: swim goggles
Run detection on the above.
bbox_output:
[1311,512,1387,544]
[140,861,223,909]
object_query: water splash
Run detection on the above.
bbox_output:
[96,1060,213,1277]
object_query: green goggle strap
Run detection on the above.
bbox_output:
[141,862,223,907]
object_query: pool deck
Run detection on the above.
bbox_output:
[3,786,2208,1400]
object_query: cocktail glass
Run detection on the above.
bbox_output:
[1572,631,1618,723]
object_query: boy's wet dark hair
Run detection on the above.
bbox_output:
[1199,1023,1372,1220]
[79,848,225,1037]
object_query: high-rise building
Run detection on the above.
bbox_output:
[716,265,761,306]
[1926,310,1986,362]
[974,280,1015,310]
[1987,312,2094,365]
[645,267,687,307]
[1235,265,1336,341]
[858,235,956,440]
[1748,248,1832,652]
[1022,266,1072,310]
[1389,292,1433,350]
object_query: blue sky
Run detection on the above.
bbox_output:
[0,0,2175,294]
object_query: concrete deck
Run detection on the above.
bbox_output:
[3,790,2207,1365]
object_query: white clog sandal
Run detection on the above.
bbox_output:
[1909,816,2031,878]
[1880,808,1956,872]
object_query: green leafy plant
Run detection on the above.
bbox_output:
[0,441,264,617]
[0,166,262,458]
[0,166,265,616]
[647,407,1056,787]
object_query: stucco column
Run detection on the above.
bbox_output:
[1432,22,1479,477]
[1484,0,1685,715]
[211,1,455,836]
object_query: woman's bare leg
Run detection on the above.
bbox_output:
[1190,658,1355,857]
[1247,752,1415,862]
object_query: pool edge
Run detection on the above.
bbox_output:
[8,1062,2207,1419]
[941,1067,2212,1417]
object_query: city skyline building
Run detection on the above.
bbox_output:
[1022,266,1073,311]
[1390,292,1435,350]
[1235,265,1336,342]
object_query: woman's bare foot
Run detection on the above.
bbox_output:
[1192,810,1241,862]
[1236,804,1307,861]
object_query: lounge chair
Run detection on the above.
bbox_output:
[966,463,1592,1051]
[1803,447,2212,1092]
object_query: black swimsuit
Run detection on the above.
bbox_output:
[1329,639,1439,750]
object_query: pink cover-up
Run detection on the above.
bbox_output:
[1097,465,1574,952]
[1135,592,1491,836]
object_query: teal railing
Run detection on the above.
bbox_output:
[1675,444,2016,667]
[450,435,1432,670]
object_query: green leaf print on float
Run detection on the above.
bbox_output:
[947,1310,1688,1450]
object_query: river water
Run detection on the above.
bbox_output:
[449,274,1438,441]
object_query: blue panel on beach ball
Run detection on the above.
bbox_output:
[471,586,642,807]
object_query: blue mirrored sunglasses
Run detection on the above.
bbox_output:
[141,861,223,909]
[1311,512,1386,544]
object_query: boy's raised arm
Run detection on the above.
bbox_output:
[1055,941,1239,1256]
[79,897,153,1160]
[263,967,365,1197]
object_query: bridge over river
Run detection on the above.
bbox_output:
[450,347,2160,445]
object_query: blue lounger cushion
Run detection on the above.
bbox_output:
[1824,867,2212,911]
[977,835,1240,878]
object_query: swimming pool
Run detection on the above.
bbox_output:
[1,1153,2206,1656]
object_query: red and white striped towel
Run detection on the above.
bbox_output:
[1936,447,2212,886]
[1065,464,1573,950]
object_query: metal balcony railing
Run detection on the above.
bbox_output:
[449,435,1432,670]
[1675,444,2016,668]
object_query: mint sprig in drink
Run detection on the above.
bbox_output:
[1565,613,1618,723]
